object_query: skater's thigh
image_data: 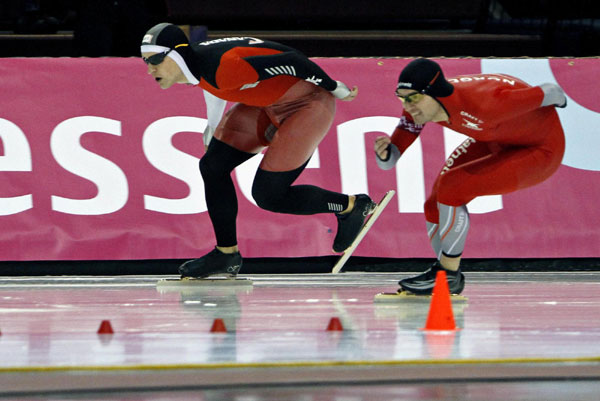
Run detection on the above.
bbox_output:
[437,143,560,206]
[260,92,335,172]
[424,140,493,220]
[214,103,268,154]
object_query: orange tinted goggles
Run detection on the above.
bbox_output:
[395,90,425,104]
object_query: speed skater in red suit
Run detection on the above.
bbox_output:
[374,58,567,295]
[140,23,376,278]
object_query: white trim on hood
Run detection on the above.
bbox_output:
[140,44,199,85]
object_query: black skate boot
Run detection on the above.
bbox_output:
[399,261,465,295]
[333,194,377,253]
[179,247,242,279]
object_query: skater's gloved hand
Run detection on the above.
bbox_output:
[375,136,391,160]
[375,136,400,170]
[332,81,358,101]
[540,83,567,108]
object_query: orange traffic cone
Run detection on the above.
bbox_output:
[326,317,343,331]
[210,318,227,333]
[97,320,114,334]
[422,270,457,331]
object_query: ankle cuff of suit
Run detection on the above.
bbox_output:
[442,251,462,258]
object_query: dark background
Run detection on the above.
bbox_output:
[1,0,599,57]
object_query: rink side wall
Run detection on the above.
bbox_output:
[0,57,599,273]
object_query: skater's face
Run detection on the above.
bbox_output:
[142,51,186,89]
[395,89,447,124]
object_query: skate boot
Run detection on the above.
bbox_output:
[333,194,377,252]
[179,247,242,279]
[399,261,465,295]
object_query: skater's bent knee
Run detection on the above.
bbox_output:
[252,180,285,212]
[199,153,237,179]
[252,172,290,212]
[199,155,218,178]
[423,198,439,222]
[200,139,254,178]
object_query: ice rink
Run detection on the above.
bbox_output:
[1,271,599,400]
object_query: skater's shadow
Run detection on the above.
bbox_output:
[158,284,253,332]
[157,284,253,362]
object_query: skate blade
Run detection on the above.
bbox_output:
[332,190,395,274]
[157,276,253,288]
[374,291,468,303]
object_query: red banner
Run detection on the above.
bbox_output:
[0,57,598,261]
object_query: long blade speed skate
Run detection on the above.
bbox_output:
[374,291,468,303]
[332,190,395,274]
[157,276,253,288]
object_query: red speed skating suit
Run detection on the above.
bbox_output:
[190,37,339,171]
[389,73,566,224]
